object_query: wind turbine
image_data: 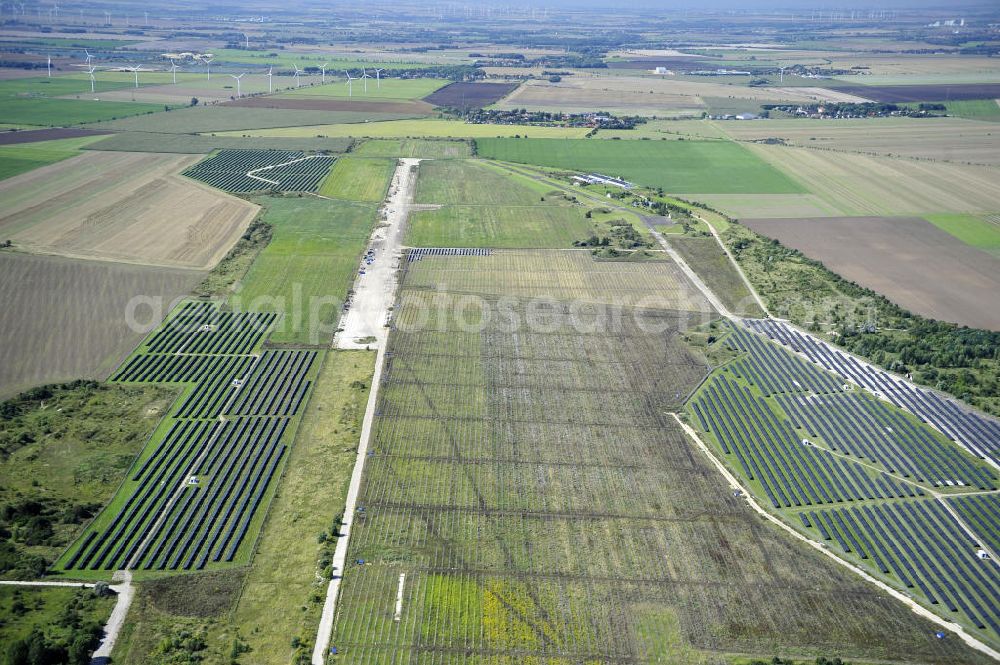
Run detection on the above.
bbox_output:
[373,68,384,89]
[46,55,51,78]
[103,10,110,25]
[144,10,148,26]
[320,62,328,84]
[203,56,213,81]
[230,72,245,98]
[126,64,140,88]
[360,67,371,94]
[266,66,273,93]
[779,67,785,84]
[242,32,249,48]
[83,48,93,66]
[293,65,302,88]
[87,65,96,93]
[345,70,354,97]
[169,59,179,84]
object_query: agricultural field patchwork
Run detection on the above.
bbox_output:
[58,301,319,574]
[0,133,106,180]
[743,143,1000,216]
[923,213,1000,256]
[326,250,989,664]
[476,138,805,194]
[0,150,259,269]
[741,216,1000,330]
[687,320,1000,643]
[183,149,335,193]
[704,116,1000,167]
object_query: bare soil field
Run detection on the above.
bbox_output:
[495,75,868,115]
[825,83,1000,103]
[742,216,1000,330]
[711,117,1000,166]
[0,252,203,397]
[745,144,1000,216]
[0,151,259,269]
[223,95,433,115]
[0,128,111,145]
[423,81,519,108]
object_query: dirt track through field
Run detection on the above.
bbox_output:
[0,151,259,269]
[743,216,1000,330]
[314,158,418,663]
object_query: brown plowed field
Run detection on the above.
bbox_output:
[224,95,434,114]
[0,128,111,145]
[423,81,519,108]
[0,151,259,270]
[743,216,1000,330]
[825,83,1000,103]
[0,252,203,397]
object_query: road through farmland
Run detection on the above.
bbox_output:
[313,158,419,664]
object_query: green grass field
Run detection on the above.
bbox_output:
[279,77,447,100]
[408,204,595,248]
[407,159,599,247]
[414,159,551,205]
[318,156,394,201]
[218,118,591,139]
[476,138,806,194]
[354,138,472,158]
[0,97,165,127]
[945,99,1000,122]
[236,196,377,345]
[0,134,108,180]
[924,213,1000,255]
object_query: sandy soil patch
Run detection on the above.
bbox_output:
[0,150,258,269]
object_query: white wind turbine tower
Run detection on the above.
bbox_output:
[169,59,179,84]
[83,48,93,66]
[126,64,141,88]
[203,56,214,81]
[87,64,96,93]
[47,55,51,77]
[293,65,302,88]
[373,67,384,89]
[104,10,110,25]
[320,62,328,84]
[360,67,371,94]
[242,32,249,49]
[779,67,785,84]
[266,66,273,93]
[230,72,245,98]
[345,70,354,97]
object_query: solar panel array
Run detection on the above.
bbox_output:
[743,319,1000,464]
[65,302,317,572]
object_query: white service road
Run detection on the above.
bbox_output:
[335,157,420,350]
